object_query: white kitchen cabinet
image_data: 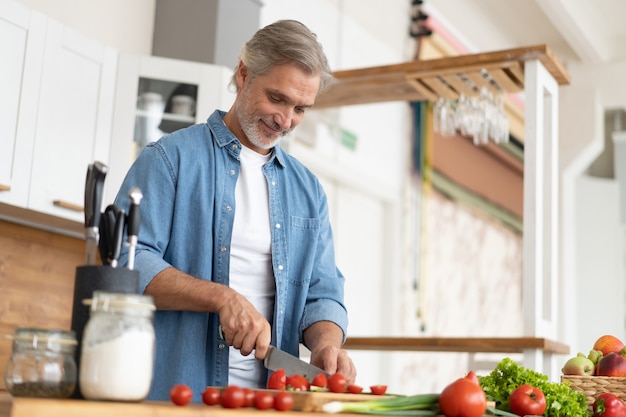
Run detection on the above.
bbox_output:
[0,1,45,207]
[26,17,118,223]
[105,54,234,203]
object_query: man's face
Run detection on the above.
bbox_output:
[235,63,320,153]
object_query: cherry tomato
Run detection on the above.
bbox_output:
[311,373,328,388]
[254,390,274,410]
[169,384,193,406]
[509,384,547,417]
[438,377,487,417]
[328,373,347,393]
[201,387,220,406]
[370,385,388,395]
[220,385,245,409]
[242,387,255,407]
[287,374,310,391]
[347,384,364,394]
[593,392,626,417]
[274,391,294,412]
[268,368,287,390]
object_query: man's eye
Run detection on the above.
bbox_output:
[269,95,281,103]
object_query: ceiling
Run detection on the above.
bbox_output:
[424,0,626,68]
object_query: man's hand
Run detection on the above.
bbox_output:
[304,321,357,384]
[145,267,271,359]
[217,290,271,360]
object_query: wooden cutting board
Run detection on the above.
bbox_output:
[253,388,390,412]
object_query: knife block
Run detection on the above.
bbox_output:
[70,265,140,398]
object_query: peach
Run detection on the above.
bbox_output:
[593,335,624,356]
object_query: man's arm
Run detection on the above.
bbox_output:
[304,321,356,383]
[145,267,271,359]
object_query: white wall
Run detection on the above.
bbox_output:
[17,0,155,55]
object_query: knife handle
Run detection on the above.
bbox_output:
[127,187,143,239]
[84,161,108,233]
[110,208,126,268]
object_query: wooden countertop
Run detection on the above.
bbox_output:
[0,391,428,417]
[343,337,570,355]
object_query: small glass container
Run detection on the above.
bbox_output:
[79,291,156,402]
[4,328,77,398]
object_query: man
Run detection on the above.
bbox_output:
[114,20,356,402]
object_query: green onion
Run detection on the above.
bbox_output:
[322,393,440,415]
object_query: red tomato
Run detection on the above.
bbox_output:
[274,391,294,412]
[370,385,388,395]
[593,392,626,417]
[220,385,245,409]
[509,384,547,417]
[311,373,328,388]
[287,374,310,391]
[347,384,364,394]
[328,373,347,393]
[242,387,255,407]
[169,384,193,406]
[438,377,487,417]
[254,390,274,410]
[201,387,220,406]
[267,368,287,390]
[465,371,480,385]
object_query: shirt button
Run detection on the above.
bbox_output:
[226,205,232,211]
[218,343,226,349]
[278,265,284,271]
[220,247,227,253]
[231,144,238,149]
[272,181,276,186]
[275,223,281,229]
[229,169,235,175]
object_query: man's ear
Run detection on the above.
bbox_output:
[235,61,249,89]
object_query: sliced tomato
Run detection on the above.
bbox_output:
[347,384,364,394]
[267,368,287,390]
[311,373,328,388]
[287,374,310,391]
[370,385,388,395]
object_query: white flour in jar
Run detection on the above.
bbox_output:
[79,330,155,401]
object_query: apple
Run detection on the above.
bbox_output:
[562,355,595,376]
[593,335,625,356]
[596,352,626,377]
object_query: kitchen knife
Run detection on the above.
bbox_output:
[83,161,108,265]
[109,207,126,268]
[264,345,329,381]
[126,187,143,270]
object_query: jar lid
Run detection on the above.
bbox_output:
[5,328,77,347]
[83,291,156,312]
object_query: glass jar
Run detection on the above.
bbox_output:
[4,328,77,398]
[79,291,156,401]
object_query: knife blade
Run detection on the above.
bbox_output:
[84,161,108,265]
[264,345,329,381]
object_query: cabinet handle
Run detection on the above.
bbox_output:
[53,200,84,212]
[0,184,10,192]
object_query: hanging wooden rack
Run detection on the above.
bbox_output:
[315,44,570,108]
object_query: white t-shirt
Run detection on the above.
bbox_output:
[228,145,276,388]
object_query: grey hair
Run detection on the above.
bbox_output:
[229,20,334,95]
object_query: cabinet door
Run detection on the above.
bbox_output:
[0,2,45,206]
[106,54,234,204]
[27,18,117,223]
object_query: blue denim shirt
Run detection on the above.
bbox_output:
[114,110,348,402]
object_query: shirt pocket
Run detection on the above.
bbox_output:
[290,216,320,230]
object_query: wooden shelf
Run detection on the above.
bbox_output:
[344,337,570,355]
[315,44,570,109]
